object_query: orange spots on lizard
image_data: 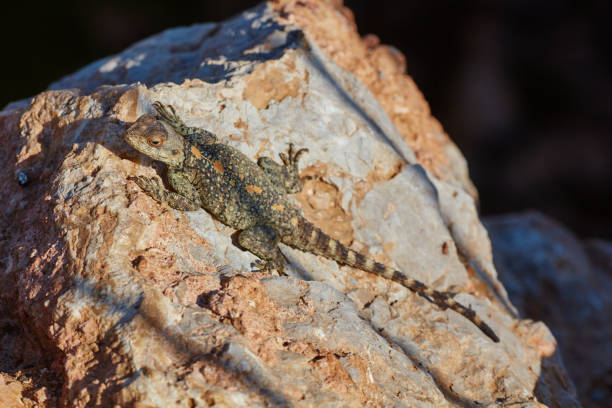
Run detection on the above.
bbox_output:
[246,185,263,194]
[271,204,285,212]
[190,145,203,159]
[213,160,225,174]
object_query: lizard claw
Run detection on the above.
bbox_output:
[292,147,308,164]
[152,101,181,125]
[280,143,308,167]
[279,152,290,166]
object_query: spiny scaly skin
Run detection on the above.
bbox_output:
[125,102,500,342]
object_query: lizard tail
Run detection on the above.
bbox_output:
[288,218,500,342]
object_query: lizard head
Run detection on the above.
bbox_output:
[125,114,185,167]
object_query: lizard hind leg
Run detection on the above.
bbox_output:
[238,225,286,275]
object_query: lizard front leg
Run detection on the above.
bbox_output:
[238,225,286,275]
[258,143,308,194]
[131,169,201,211]
[152,101,217,145]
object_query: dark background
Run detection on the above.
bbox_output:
[2,0,611,240]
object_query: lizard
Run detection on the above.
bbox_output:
[124,101,500,343]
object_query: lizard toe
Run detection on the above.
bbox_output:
[251,259,285,275]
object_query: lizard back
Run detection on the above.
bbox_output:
[184,142,300,231]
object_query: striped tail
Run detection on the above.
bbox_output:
[288,218,499,342]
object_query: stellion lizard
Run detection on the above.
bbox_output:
[124,101,500,342]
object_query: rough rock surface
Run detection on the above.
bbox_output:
[0,1,581,407]
[486,212,612,408]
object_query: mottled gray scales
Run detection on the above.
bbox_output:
[124,102,500,343]
[238,225,284,274]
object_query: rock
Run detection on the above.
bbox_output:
[0,1,580,407]
[486,212,612,408]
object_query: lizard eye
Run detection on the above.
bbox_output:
[147,136,163,147]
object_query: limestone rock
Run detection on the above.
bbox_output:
[486,212,612,408]
[0,1,580,407]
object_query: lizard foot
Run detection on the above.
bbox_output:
[152,101,183,128]
[130,175,163,195]
[279,143,308,169]
[257,143,308,194]
[252,259,287,276]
